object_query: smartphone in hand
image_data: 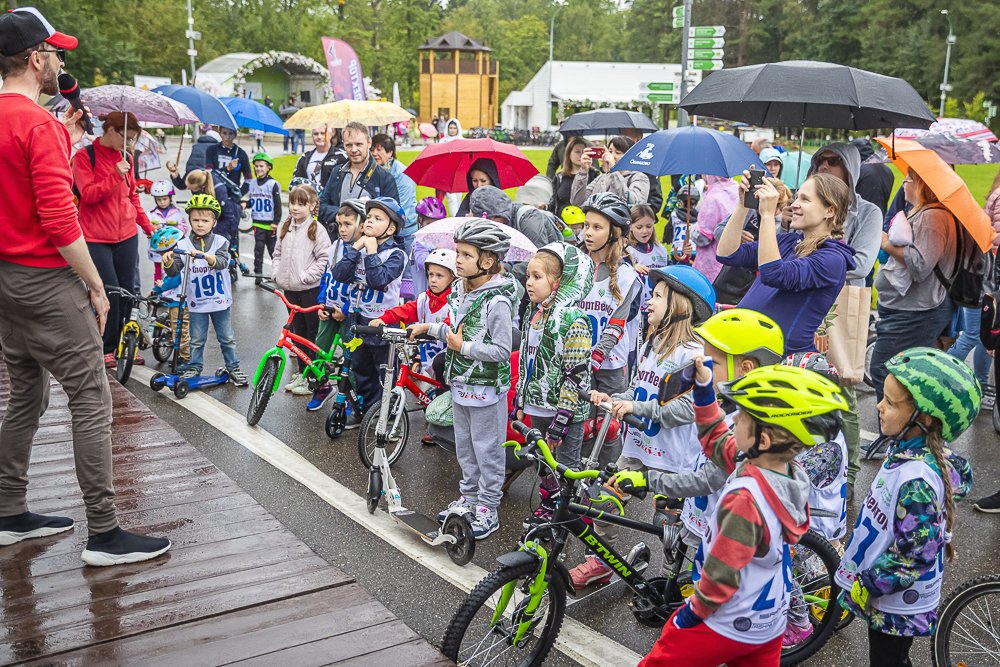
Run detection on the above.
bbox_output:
[743,169,766,210]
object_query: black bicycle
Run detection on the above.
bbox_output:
[441,420,843,666]
[931,573,1000,666]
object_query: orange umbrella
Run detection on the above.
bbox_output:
[875,137,995,251]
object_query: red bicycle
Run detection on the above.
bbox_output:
[353,324,445,468]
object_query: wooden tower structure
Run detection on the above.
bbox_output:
[418,31,499,129]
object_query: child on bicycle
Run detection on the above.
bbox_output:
[161,194,249,386]
[273,184,331,398]
[622,361,845,667]
[311,199,366,410]
[411,196,448,296]
[836,347,975,667]
[148,181,187,283]
[248,152,282,285]
[370,247,456,386]
[331,197,409,427]
[409,220,517,540]
[513,243,594,530]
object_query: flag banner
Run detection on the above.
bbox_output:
[321,37,367,102]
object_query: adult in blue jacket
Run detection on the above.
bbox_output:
[716,172,856,355]
[371,133,417,298]
[318,122,399,230]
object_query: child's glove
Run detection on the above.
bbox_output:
[589,350,605,374]
[673,601,703,629]
[547,409,573,448]
[614,470,647,495]
[850,580,870,607]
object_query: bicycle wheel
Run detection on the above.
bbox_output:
[781,530,842,666]
[993,400,1000,435]
[863,339,876,388]
[239,210,254,233]
[357,395,409,468]
[932,574,1000,667]
[247,357,279,426]
[152,326,174,363]
[442,561,566,667]
[116,330,138,385]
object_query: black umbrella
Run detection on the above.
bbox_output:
[559,108,659,138]
[678,60,936,131]
[865,135,1000,166]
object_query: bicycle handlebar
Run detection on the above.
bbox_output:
[575,388,647,430]
[505,421,598,481]
[262,286,324,313]
[351,324,436,343]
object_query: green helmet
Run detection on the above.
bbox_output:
[885,346,982,442]
[252,152,273,167]
[185,193,222,218]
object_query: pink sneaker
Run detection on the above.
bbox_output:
[782,622,814,647]
[569,556,613,589]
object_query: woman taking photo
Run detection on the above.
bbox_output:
[550,136,597,217]
[570,136,649,207]
[72,112,155,366]
[716,172,855,354]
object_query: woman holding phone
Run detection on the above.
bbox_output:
[550,136,599,217]
[570,136,649,207]
[715,171,855,354]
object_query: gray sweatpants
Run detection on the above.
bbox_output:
[0,261,118,535]
[453,397,507,509]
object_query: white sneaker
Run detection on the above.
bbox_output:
[436,496,477,522]
[291,376,313,396]
[284,373,302,392]
[470,505,500,540]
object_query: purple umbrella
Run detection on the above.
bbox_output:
[50,85,200,126]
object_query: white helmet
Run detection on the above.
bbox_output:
[150,180,175,197]
[425,248,457,276]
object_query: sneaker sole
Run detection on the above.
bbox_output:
[974,503,1000,513]
[0,523,74,546]
[473,523,500,540]
[343,422,362,430]
[81,541,172,567]
[572,572,614,589]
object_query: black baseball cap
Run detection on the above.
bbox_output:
[0,7,78,57]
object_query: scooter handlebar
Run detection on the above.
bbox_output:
[575,388,647,430]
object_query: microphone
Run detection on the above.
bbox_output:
[57,73,94,136]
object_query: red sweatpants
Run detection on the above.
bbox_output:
[639,609,783,667]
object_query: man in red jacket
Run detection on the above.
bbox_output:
[0,8,170,565]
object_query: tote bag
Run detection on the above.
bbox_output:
[814,285,871,386]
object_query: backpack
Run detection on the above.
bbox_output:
[930,205,991,309]
[72,144,133,205]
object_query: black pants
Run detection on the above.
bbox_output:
[284,287,321,372]
[87,235,139,355]
[868,627,914,667]
[253,226,275,274]
[353,342,391,409]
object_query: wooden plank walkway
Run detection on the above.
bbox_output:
[0,362,451,667]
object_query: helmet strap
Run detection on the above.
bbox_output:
[889,408,927,448]
[734,421,765,463]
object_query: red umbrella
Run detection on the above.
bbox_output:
[404,138,539,192]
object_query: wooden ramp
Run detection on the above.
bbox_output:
[0,364,451,667]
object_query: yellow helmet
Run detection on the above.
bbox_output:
[719,365,846,450]
[561,205,585,227]
[695,308,784,380]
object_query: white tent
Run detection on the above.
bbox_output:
[500,61,701,131]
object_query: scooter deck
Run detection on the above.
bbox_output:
[392,510,441,539]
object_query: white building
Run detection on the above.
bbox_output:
[501,61,701,131]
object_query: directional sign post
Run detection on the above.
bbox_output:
[672,6,684,29]
[691,26,726,37]
[690,60,724,71]
[690,37,725,49]
[641,92,679,104]
[639,82,676,92]
[687,49,724,60]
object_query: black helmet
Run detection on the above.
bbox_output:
[582,192,631,233]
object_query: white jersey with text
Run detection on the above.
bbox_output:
[628,244,671,310]
[579,263,639,371]
[696,475,792,644]
[800,431,849,542]
[681,412,735,539]
[177,235,231,313]
[249,177,279,222]
[835,459,946,615]
[353,245,407,320]
[416,291,448,364]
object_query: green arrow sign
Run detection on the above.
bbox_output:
[643,92,678,103]
[691,60,724,71]
[690,37,725,48]
[672,5,683,28]
[688,49,724,60]
[691,26,726,37]
[639,82,675,92]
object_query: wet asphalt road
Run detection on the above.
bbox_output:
[123,140,1000,666]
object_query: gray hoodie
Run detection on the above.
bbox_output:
[779,142,882,288]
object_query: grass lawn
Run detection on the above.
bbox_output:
[269,149,999,233]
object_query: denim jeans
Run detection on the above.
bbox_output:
[948,306,992,386]
[185,309,240,372]
[292,129,305,153]
[871,299,955,407]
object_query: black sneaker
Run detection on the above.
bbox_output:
[344,411,362,430]
[522,505,554,530]
[81,526,171,566]
[974,491,1000,513]
[983,386,996,410]
[255,277,263,286]
[0,511,74,546]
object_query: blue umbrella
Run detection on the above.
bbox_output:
[612,126,762,178]
[152,84,237,131]
[219,96,288,135]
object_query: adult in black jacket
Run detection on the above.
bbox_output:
[293,128,348,190]
[850,137,894,216]
[549,136,598,217]
[183,133,219,176]
[205,126,252,196]
[317,122,399,232]
[168,167,240,241]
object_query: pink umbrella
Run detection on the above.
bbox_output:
[414,217,537,263]
[419,122,438,138]
[894,117,998,142]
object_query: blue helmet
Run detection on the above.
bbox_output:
[150,227,184,254]
[366,197,407,238]
[648,265,716,325]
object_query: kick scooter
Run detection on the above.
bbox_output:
[353,324,476,566]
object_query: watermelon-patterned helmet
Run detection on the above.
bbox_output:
[885,346,982,442]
